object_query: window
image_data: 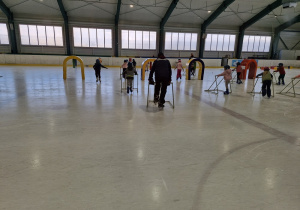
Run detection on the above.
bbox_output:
[165,32,197,50]
[73,27,112,48]
[19,24,63,46]
[0,23,9,44]
[205,34,236,51]
[122,30,156,50]
[242,35,271,52]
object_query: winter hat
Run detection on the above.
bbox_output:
[158,52,165,59]
[224,65,230,70]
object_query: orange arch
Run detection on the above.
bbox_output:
[63,56,85,80]
[240,59,258,80]
[141,58,156,80]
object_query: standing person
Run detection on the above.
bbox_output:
[274,63,286,85]
[256,67,273,98]
[124,62,137,93]
[216,65,232,95]
[93,58,108,83]
[189,53,194,60]
[232,62,242,84]
[121,60,128,79]
[175,59,183,80]
[148,52,172,108]
[132,59,136,67]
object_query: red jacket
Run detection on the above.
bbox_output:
[275,66,285,75]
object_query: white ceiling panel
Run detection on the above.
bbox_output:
[67,5,114,22]
[287,22,300,31]
[0,0,298,32]
[212,12,244,28]
[63,0,117,19]
[3,0,61,18]
[119,8,162,24]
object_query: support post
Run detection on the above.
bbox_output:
[199,0,234,58]
[0,0,18,54]
[57,0,71,55]
[159,0,179,53]
[115,0,121,57]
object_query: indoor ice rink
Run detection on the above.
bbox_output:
[1,0,300,210]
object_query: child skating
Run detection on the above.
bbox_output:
[216,65,232,95]
[175,59,183,80]
[232,62,242,84]
[274,63,286,85]
[93,58,108,83]
[124,62,137,93]
[121,60,128,79]
[256,67,273,98]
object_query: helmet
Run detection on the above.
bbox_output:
[224,65,230,70]
[278,63,283,66]
[236,62,241,66]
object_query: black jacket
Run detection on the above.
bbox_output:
[93,61,107,71]
[149,58,172,81]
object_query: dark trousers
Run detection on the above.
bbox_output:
[262,80,272,97]
[154,78,169,104]
[122,68,126,78]
[237,72,242,82]
[95,69,101,78]
[278,74,285,84]
[127,78,133,88]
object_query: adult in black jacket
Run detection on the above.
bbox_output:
[148,52,172,108]
[93,58,107,82]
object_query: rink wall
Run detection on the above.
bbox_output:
[0,54,300,68]
[0,54,221,68]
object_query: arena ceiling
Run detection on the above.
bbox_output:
[0,0,300,31]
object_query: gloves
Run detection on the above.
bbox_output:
[149,78,154,85]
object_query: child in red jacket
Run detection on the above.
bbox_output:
[274,63,286,85]
[232,62,242,84]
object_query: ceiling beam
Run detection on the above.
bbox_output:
[240,0,283,31]
[115,0,121,57]
[271,15,300,58]
[275,14,300,34]
[199,0,235,58]
[159,0,179,53]
[279,36,289,50]
[57,0,71,55]
[0,0,18,53]
[236,0,282,58]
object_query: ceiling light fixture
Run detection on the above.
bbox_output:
[208,10,211,13]
[130,5,133,8]
[275,15,277,18]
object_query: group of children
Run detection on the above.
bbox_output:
[216,62,287,98]
[93,57,291,99]
[121,59,137,93]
